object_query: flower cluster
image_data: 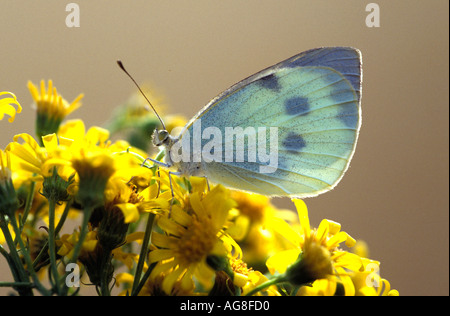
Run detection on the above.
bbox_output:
[0,82,398,296]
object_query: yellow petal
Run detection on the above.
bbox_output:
[116,203,140,223]
[333,251,364,271]
[316,219,330,244]
[326,219,341,235]
[115,272,134,287]
[271,217,302,247]
[125,232,144,244]
[326,231,349,249]
[151,232,176,249]
[148,249,174,264]
[293,199,310,237]
[157,216,183,236]
[58,119,86,141]
[86,126,110,146]
[162,264,187,294]
[42,133,58,152]
[266,249,300,275]
[83,240,98,252]
[171,205,193,227]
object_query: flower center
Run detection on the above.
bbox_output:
[175,216,216,264]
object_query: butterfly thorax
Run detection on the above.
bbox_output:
[152,128,205,177]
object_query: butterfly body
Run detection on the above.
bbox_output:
[152,47,362,198]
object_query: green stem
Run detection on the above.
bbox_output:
[20,181,36,230]
[32,199,72,270]
[0,227,32,296]
[69,205,93,264]
[132,261,157,296]
[131,213,155,296]
[0,282,34,288]
[245,275,287,296]
[47,199,61,294]
[60,205,94,296]
[99,251,113,296]
[0,218,29,284]
[8,214,51,296]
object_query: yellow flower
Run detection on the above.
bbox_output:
[28,80,83,141]
[6,133,73,183]
[57,227,108,286]
[148,184,236,294]
[349,241,399,296]
[231,257,281,296]
[57,227,98,260]
[96,179,169,252]
[228,191,298,269]
[0,91,22,123]
[266,199,364,295]
[36,121,145,208]
[28,80,83,119]
[132,271,195,296]
[350,268,399,296]
[103,178,169,225]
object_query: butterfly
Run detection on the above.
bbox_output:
[123,47,362,198]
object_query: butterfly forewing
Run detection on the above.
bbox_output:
[177,47,362,197]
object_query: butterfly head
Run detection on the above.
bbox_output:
[152,128,172,147]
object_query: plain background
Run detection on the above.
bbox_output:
[0,0,448,296]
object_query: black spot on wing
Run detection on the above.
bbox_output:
[257,74,281,92]
[282,132,306,151]
[322,83,359,129]
[285,96,310,116]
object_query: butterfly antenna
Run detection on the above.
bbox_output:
[117,60,166,130]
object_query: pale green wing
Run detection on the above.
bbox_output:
[178,48,361,197]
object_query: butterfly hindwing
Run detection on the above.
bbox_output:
[178,47,362,197]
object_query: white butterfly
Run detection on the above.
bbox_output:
[123,47,362,198]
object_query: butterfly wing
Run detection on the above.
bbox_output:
[178,47,362,198]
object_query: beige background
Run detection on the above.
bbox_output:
[1,0,448,296]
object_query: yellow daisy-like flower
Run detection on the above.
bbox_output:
[103,178,169,225]
[28,80,83,141]
[349,240,399,296]
[6,132,72,184]
[36,120,145,208]
[148,184,236,294]
[131,271,195,296]
[265,199,368,296]
[28,80,83,119]
[0,91,22,123]
[350,268,399,296]
[231,257,281,296]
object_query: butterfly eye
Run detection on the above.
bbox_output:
[158,130,169,142]
[152,129,169,146]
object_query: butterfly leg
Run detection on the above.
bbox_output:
[155,168,162,198]
[141,157,172,169]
